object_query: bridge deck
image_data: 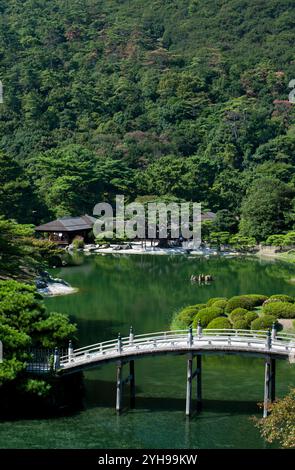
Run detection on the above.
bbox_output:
[58,329,295,373]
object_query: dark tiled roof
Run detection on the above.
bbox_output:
[35,215,96,232]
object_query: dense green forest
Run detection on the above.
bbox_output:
[1,0,295,240]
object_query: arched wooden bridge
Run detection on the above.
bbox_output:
[48,325,295,418]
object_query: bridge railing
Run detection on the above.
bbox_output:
[59,329,295,366]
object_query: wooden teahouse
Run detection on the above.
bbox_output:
[35,214,96,245]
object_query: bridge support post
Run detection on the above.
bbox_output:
[263,356,271,418]
[270,358,276,403]
[130,360,135,408]
[116,361,123,413]
[186,354,193,416]
[196,355,202,411]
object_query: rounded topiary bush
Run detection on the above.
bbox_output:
[269,294,294,303]
[211,299,228,312]
[245,311,259,323]
[207,297,228,307]
[263,302,295,319]
[232,319,250,330]
[226,295,268,313]
[177,308,197,326]
[192,307,223,328]
[244,294,268,306]
[229,308,249,323]
[263,298,282,306]
[206,317,232,329]
[251,315,277,330]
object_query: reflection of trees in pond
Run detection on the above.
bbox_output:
[264,262,295,282]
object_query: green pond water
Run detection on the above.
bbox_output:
[1,254,295,449]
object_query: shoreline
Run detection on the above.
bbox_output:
[38,282,78,296]
[82,243,245,257]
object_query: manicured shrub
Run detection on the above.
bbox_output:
[72,237,85,249]
[171,303,207,329]
[245,311,259,323]
[191,303,207,311]
[263,302,295,319]
[263,298,282,306]
[177,308,197,326]
[192,307,223,328]
[226,295,268,313]
[244,294,268,306]
[229,308,249,323]
[269,294,294,303]
[211,299,228,311]
[207,297,228,307]
[226,296,252,312]
[206,317,232,329]
[232,319,250,330]
[251,315,277,330]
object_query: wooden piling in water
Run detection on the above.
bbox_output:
[196,355,202,411]
[263,357,271,418]
[116,361,123,413]
[130,360,135,408]
[270,358,276,403]
[186,355,193,416]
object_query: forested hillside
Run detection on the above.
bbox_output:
[1,0,295,240]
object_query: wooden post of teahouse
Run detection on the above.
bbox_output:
[196,355,202,411]
[263,356,271,418]
[130,360,135,408]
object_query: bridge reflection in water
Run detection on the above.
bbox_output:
[37,325,295,418]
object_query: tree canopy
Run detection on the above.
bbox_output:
[0,0,295,238]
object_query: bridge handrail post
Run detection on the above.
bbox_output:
[53,347,60,370]
[68,340,74,362]
[117,333,122,354]
[197,320,202,338]
[129,326,134,345]
[265,329,272,350]
[271,322,277,341]
[188,326,193,347]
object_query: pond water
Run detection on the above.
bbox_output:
[1,254,295,449]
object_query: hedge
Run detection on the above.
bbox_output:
[207,297,228,307]
[245,311,259,323]
[177,308,197,326]
[229,308,249,323]
[211,299,228,311]
[245,294,269,306]
[263,302,295,319]
[192,307,223,328]
[269,294,294,303]
[232,319,250,330]
[206,317,232,329]
[226,294,268,313]
[251,315,277,330]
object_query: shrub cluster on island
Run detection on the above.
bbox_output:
[171,294,295,332]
